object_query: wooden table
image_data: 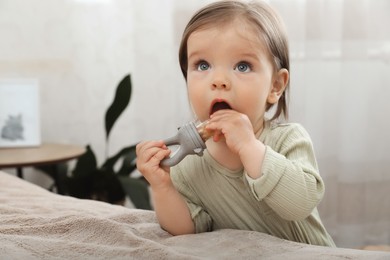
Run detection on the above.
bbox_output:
[0,143,86,194]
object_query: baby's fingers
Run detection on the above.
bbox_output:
[136,140,165,155]
[151,148,171,164]
[213,131,225,142]
[136,140,168,167]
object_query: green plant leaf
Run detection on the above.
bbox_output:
[105,74,132,140]
[117,145,137,176]
[90,169,126,204]
[118,176,152,210]
[72,145,97,177]
[65,73,148,209]
[101,144,137,173]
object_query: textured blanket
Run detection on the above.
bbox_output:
[0,171,389,259]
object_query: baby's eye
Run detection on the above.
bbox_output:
[235,62,251,72]
[197,61,210,71]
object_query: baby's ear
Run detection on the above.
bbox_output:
[267,68,289,104]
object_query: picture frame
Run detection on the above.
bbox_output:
[0,79,41,148]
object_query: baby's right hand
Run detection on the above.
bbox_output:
[136,140,172,189]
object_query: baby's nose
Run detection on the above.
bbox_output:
[211,71,230,89]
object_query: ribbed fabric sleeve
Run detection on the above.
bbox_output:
[170,121,335,247]
[245,123,324,221]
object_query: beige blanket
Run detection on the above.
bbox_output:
[1,171,389,259]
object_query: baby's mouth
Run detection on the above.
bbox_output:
[209,100,232,116]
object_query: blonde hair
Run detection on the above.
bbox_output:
[178,0,290,120]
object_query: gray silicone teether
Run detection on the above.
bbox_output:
[160,122,206,167]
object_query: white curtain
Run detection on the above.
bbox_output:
[268,0,390,248]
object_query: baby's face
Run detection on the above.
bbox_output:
[186,19,278,133]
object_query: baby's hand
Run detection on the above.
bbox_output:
[206,110,257,156]
[136,140,172,189]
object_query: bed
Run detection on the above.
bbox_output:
[1,171,389,259]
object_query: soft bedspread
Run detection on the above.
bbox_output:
[0,171,389,259]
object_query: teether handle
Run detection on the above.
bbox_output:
[160,122,206,167]
[160,135,187,167]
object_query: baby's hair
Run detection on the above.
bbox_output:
[178,0,290,121]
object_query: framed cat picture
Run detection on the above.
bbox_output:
[0,79,41,148]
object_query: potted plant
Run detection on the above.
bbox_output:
[39,74,151,209]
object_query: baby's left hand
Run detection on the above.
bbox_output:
[206,110,257,156]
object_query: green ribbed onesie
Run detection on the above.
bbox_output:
[170,121,335,247]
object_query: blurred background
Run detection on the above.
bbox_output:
[0,0,389,249]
